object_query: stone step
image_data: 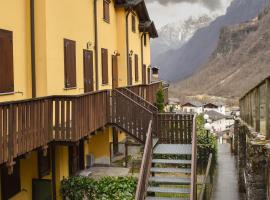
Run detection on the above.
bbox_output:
[146,197,189,200]
[150,167,191,174]
[147,186,190,194]
[152,159,192,165]
[154,144,192,155]
[149,176,191,185]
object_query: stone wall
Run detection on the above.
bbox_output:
[233,119,269,200]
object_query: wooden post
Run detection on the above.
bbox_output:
[51,143,57,200]
[266,79,270,139]
[255,87,260,132]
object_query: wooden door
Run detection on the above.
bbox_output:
[83,50,94,93]
[112,127,119,155]
[79,140,85,170]
[32,179,52,200]
[112,55,118,89]
[68,145,79,176]
[142,64,146,84]
[128,56,132,85]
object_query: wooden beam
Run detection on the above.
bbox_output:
[255,87,260,132]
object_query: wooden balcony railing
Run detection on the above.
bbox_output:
[135,120,153,200]
[0,90,109,166]
[155,113,194,144]
[111,90,153,143]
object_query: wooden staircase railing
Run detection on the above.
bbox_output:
[135,120,153,200]
[190,114,197,200]
[111,89,154,143]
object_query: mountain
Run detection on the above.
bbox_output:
[151,15,214,60]
[170,5,270,99]
[153,0,269,82]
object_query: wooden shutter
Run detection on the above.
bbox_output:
[144,34,147,46]
[135,54,139,82]
[128,56,132,85]
[142,64,146,84]
[101,48,108,84]
[64,39,76,88]
[147,67,151,84]
[0,29,14,93]
[132,15,136,32]
[103,0,110,23]
[38,148,51,178]
[1,160,21,200]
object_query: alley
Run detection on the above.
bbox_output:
[212,143,240,200]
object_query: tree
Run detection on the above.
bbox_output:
[155,87,165,112]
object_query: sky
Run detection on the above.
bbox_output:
[145,0,233,29]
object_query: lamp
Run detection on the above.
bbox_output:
[129,50,134,56]
[203,114,209,121]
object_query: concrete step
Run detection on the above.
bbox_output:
[150,167,191,174]
[147,186,190,194]
[154,144,192,155]
[146,197,189,200]
[152,159,192,165]
[149,176,191,185]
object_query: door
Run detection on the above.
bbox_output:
[112,127,119,155]
[112,55,118,89]
[83,50,94,93]
[128,56,132,85]
[79,140,85,170]
[68,145,80,176]
[142,64,146,84]
[32,179,52,200]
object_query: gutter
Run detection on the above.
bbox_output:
[30,0,36,97]
[94,0,99,91]
[126,9,131,85]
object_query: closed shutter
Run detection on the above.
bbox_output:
[147,67,151,84]
[64,39,76,88]
[101,48,108,84]
[1,160,21,200]
[142,64,146,84]
[132,15,136,32]
[0,29,14,93]
[103,0,110,22]
[135,54,138,82]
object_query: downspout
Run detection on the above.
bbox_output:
[94,0,99,91]
[125,9,131,85]
[30,0,36,97]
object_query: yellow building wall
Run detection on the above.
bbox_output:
[55,145,69,200]
[0,0,32,102]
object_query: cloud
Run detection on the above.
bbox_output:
[145,0,222,10]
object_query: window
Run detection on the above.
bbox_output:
[1,160,21,200]
[0,29,14,93]
[144,34,147,46]
[103,0,110,23]
[38,148,51,178]
[64,39,76,88]
[101,48,108,84]
[134,54,138,82]
[132,15,136,32]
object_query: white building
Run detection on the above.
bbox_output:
[203,103,226,115]
[166,98,181,112]
[205,110,234,133]
[181,101,203,114]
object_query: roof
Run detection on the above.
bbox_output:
[182,101,203,107]
[115,0,158,38]
[205,110,227,121]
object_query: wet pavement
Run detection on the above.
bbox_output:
[212,143,241,200]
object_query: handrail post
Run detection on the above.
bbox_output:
[190,114,197,200]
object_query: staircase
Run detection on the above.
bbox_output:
[145,143,192,200]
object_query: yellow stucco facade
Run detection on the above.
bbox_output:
[0,0,156,199]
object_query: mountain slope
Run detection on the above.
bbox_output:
[170,6,270,98]
[153,0,268,82]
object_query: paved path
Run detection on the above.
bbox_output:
[212,143,240,200]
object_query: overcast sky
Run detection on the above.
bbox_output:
[145,0,233,29]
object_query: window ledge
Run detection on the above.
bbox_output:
[0,91,16,96]
[63,87,77,91]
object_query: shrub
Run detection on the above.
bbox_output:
[61,176,137,200]
[155,87,165,112]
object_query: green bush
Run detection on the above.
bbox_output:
[155,87,165,112]
[61,176,137,200]
[196,115,217,169]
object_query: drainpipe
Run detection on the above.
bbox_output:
[30,0,36,97]
[125,9,131,86]
[94,0,99,91]
[140,32,144,83]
